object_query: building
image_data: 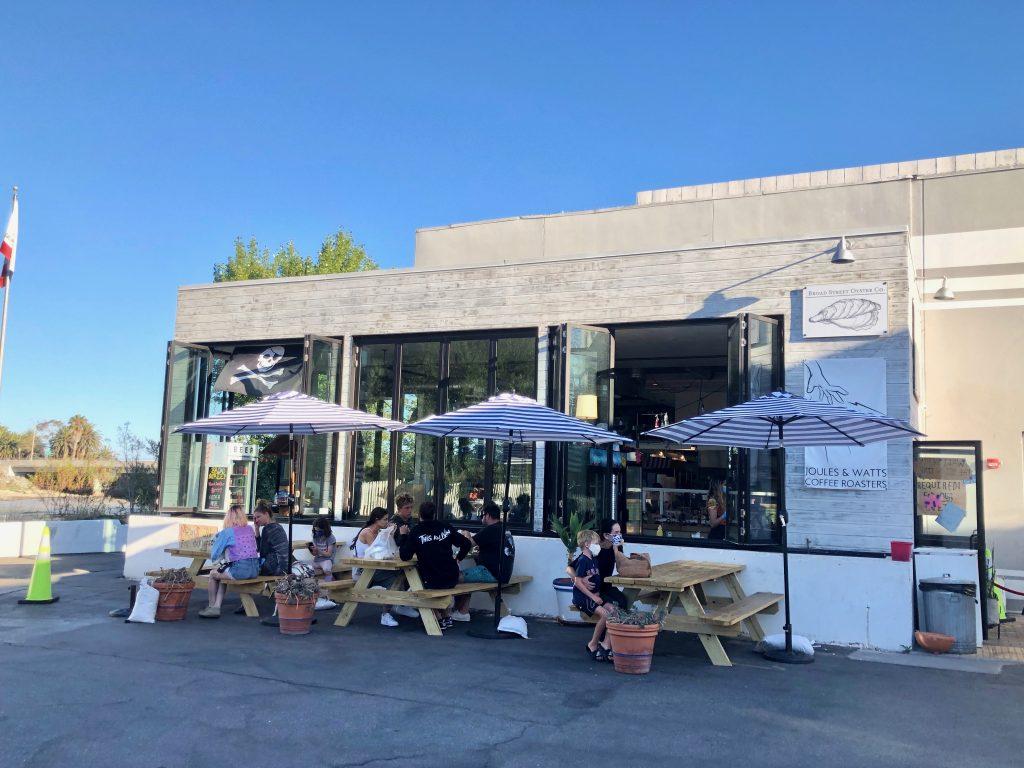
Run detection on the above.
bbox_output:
[129,147,1024,649]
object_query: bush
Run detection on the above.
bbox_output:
[107,462,158,514]
[32,462,115,495]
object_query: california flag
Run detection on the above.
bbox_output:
[0,191,17,289]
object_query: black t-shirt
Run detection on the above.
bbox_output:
[398,520,472,589]
[595,544,622,580]
[473,523,515,583]
[391,514,414,549]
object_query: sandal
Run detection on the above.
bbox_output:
[603,647,615,663]
[586,643,605,661]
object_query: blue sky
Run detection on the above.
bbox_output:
[1,2,1021,447]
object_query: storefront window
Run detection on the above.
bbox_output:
[444,340,489,521]
[914,442,982,549]
[352,345,395,518]
[395,342,441,508]
[302,338,340,516]
[160,343,211,510]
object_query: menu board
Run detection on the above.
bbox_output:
[205,466,227,511]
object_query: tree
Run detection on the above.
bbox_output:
[0,426,19,459]
[213,228,378,282]
[49,415,104,460]
[110,423,158,514]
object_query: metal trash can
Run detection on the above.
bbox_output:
[919,577,977,654]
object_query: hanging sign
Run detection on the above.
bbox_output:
[803,358,888,490]
[802,282,888,338]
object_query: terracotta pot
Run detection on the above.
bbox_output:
[154,582,195,621]
[915,630,955,654]
[275,594,317,635]
[606,622,660,674]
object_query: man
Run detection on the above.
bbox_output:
[452,501,515,622]
[253,501,289,576]
[391,492,415,549]
[398,501,472,631]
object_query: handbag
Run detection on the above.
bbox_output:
[365,527,400,560]
[614,548,652,578]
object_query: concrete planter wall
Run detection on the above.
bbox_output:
[0,518,127,558]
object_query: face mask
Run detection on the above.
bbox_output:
[588,543,601,557]
[611,534,624,545]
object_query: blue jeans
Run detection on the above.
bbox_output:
[227,558,260,580]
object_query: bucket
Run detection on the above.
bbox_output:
[552,577,578,623]
[154,583,195,621]
[276,596,317,635]
[606,623,660,674]
[890,541,913,562]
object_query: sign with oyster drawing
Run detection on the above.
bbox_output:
[802,282,888,338]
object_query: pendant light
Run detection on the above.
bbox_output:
[934,276,955,301]
[831,236,855,264]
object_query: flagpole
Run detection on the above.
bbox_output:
[0,186,16,397]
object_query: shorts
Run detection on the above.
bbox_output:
[228,558,260,580]
[461,565,497,584]
[573,596,600,617]
[370,570,396,589]
[313,557,334,572]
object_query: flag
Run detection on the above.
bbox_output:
[0,190,17,289]
[213,344,304,396]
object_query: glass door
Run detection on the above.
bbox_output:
[299,334,342,517]
[158,341,213,511]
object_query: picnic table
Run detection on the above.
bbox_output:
[605,559,782,667]
[335,556,532,636]
[162,539,317,577]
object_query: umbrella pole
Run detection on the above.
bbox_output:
[288,427,295,570]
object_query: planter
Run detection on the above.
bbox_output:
[153,582,195,621]
[915,630,955,654]
[552,577,579,623]
[606,622,660,674]
[275,595,317,635]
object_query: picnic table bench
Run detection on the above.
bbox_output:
[334,556,532,636]
[162,542,351,578]
[605,559,782,667]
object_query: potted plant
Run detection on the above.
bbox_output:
[605,607,665,675]
[273,570,320,636]
[152,568,195,622]
[550,512,594,623]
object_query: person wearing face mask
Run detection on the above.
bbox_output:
[571,530,613,662]
[565,519,629,611]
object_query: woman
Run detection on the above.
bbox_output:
[707,482,728,541]
[308,515,336,582]
[571,530,613,662]
[199,505,260,619]
[566,519,629,610]
[350,507,400,627]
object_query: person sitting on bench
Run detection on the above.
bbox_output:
[350,507,401,627]
[398,501,472,631]
[254,501,289,577]
[572,529,613,662]
[199,505,261,619]
[452,502,515,622]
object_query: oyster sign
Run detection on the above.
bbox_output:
[802,282,888,338]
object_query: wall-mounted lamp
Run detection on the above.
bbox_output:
[575,394,598,421]
[934,276,955,301]
[831,236,855,264]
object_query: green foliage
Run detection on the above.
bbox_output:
[213,228,378,283]
[0,425,19,459]
[607,607,666,627]
[32,462,116,494]
[550,511,595,563]
[49,415,109,460]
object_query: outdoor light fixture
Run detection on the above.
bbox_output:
[575,394,599,421]
[831,236,855,264]
[934,276,955,301]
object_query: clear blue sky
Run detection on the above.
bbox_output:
[1,2,1021,447]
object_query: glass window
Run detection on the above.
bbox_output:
[915,443,981,548]
[496,337,536,397]
[160,343,210,510]
[396,342,440,508]
[444,340,490,522]
[352,345,395,519]
[302,338,340,517]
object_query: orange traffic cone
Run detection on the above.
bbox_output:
[19,525,59,604]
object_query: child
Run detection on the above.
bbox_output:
[572,529,613,662]
[199,505,260,618]
[308,516,336,583]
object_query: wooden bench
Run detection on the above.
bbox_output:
[702,592,782,626]
[187,574,355,618]
[411,575,533,617]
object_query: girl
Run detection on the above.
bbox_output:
[308,516,336,582]
[350,507,400,627]
[199,505,260,619]
[707,482,728,541]
[571,529,613,661]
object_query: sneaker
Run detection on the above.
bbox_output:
[440,617,454,631]
[393,605,419,618]
[380,612,399,627]
[198,606,221,619]
[450,610,471,622]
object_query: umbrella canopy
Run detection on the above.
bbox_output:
[400,392,631,445]
[174,390,405,436]
[643,390,923,448]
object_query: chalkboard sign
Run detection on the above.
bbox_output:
[205,466,227,511]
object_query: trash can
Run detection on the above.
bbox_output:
[919,577,977,654]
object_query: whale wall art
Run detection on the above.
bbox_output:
[801,282,888,338]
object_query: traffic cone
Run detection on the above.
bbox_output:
[18,525,59,605]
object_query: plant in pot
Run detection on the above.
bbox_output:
[550,512,594,624]
[605,607,665,675]
[152,567,195,622]
[273,570,320,636]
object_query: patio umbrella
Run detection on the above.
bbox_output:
[174,390,404,565]
[402,392,631,639]
[645,390,923,662]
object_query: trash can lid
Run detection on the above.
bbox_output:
[919,577,977,595]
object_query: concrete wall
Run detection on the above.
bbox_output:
[0,519,127,558]
[124,515,912,650]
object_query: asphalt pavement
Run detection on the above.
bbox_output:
[1,554,1022,768]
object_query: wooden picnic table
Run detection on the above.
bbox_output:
[606,559,782,667]
[163,539,316,577]
[335,556,532,637]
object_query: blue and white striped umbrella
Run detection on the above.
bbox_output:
[401,393,631,445]
[173,390,405,436]
[644,390,922,448]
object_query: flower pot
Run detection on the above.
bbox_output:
[275,595,317,635]
[552,577,578,623]
[606,622,660,674]
[154,582,195,622]
[915,630,955,654]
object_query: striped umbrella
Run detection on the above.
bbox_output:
[402,392,631,639]
[174,391,404,586]
[644,390,922,663]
